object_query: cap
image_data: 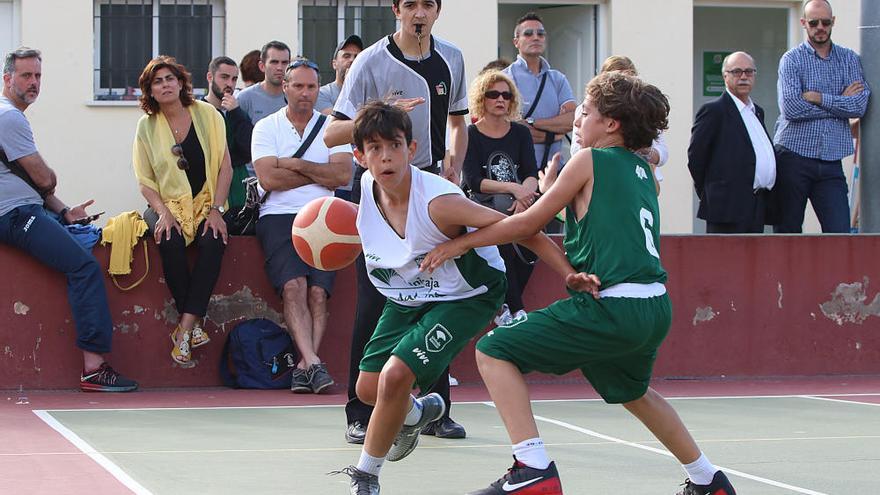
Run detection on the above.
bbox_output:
[335,35,364,57]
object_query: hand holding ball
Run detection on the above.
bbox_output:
[292,197,361,271]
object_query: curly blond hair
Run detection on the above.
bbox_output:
[468,70,521,121]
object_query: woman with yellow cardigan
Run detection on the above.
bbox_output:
[132,56,232,367]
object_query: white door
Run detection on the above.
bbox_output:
[539,5,596,106]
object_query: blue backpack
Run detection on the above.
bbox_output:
[219,318,297,389]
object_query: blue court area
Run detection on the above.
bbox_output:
[31,392,880,494]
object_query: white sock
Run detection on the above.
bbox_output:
[682,453,718,486]
[403,395,423,426]
[356,449,385,476]
[512,437,551,470]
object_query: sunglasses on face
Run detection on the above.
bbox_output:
[171,144,189,170]
[725,68,757,77]
[520,28,546,38]
[806,18,833,28]
[484,90,513,101]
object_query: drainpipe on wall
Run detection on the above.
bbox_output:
[859,0,880,232]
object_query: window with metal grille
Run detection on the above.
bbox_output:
[93,0,225,101]
[298,0,397,85]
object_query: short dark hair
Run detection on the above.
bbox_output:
[585,71,669,150]
[260,40,291,62]
[392,0,441,11]
[4,47,41,76]
[353,101,413,151]
[208,56,237,75]
[514,12,543,37]
[138,55,194,115]
[479,58,511,74]
[239,50,264,85]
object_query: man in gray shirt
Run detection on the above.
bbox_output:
[238,40,291,125]
[503,12,576,170]
[0,48,137,392]
[316,35,363,115]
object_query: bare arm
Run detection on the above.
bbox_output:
[15,152,57,192]
[212,146,233,207]
[532,101,577,134]
[280,151,353,189]
[323,117,356,147]
[445,114,468,182]
[253,156,314,192]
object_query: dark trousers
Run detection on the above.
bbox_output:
[144,209,226,317]
[706,190,768,234]
[345,167,451,426]
[497,243,535,312]
[773,146,850,233]
[0,205,112,354]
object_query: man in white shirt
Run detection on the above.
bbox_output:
[252,59,353,393]
[688,51,776,233]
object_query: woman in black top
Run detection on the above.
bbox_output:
[462,70,539,324]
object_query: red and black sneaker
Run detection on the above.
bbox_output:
[80,363,138,392]
[678,471,736,495]
[468,456,563,494]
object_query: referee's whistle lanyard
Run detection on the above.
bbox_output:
[415,24,424,63]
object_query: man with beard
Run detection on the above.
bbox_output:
[773,0,870,233]
[204,56,253,211]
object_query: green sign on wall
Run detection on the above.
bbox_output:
[703,51,731,97]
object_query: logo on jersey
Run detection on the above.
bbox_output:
[412,347,430,365]
[635,165,649,181]
[425,324,453,353]
[435,82,447,96]
[390,90,405,98]
[370,267,401,285]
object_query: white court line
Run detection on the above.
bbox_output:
[32,410,154,495]
[39,392,880,413]
[798,395,880,408]
[480,402,830,495]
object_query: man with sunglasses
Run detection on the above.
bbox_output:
[688,52,777,233]
[503,12,576,171]
[251,59,353,394]
[323,0,470,446]
[773,0,870,233]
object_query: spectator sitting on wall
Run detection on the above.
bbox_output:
[132,55,233,368]
[0,47,137,392]
[251,59,353,394]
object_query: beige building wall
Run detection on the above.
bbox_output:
[12,0,864,233]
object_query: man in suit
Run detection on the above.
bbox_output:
[688,51,776,233]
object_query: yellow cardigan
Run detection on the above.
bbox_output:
[132,100,227,245]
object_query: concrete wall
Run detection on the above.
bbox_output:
[10,0,865,234]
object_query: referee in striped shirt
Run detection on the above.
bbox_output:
[773,0,870,233]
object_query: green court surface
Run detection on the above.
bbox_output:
[36,394,880,494]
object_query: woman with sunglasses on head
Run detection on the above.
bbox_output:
[462,70,539,326]
[132,55,233,367]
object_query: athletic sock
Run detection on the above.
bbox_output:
[513,437,551,470]
[682,453,718,486]
[356,449,385,476]
[403,395,423,426]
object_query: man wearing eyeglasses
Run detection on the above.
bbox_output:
[251,59,353,395]
[503,12,576,171]
[688,52,776,234]
[773,0,870,233]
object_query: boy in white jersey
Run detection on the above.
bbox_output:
[334,102,595,494]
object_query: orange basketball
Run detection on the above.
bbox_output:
[292,197,361,271]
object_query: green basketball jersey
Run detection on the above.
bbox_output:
[564,147,667,290]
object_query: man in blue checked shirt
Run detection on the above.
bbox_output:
[773,0,869,233]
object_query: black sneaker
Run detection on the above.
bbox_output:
[330,466,380,495]
[345,421,367,444]
[307,363,334,394]
[80,363,138,393]
[291,368,311,393]
[421,416,466,439]
[468,457,562,495]
[678,471,736,495]
[386,392,445,462]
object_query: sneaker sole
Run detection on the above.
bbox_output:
[81,384,138,393]
[291,385,312,394]
[311,379,334,394]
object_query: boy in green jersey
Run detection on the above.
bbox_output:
[421,72,736,495]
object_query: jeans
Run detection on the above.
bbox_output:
[0,205,112,353]
[773,146,850,233]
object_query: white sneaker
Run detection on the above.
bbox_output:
[493,304,512,327]
[512,309,528,322]
[448,374,459,387]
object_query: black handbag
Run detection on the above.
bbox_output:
[228,114,327,235]
[470,191,515,215]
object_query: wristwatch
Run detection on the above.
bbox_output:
[211,205,226,214]
[526,117,535,126]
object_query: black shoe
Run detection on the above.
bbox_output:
[468,457,563,494]
[80,363,138,393]
[307,363,334,394]
[678,471,736,495]
[345,421,367,444]
[421,416,466,439]
[330,466,380,495]
[290,368,311,393]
